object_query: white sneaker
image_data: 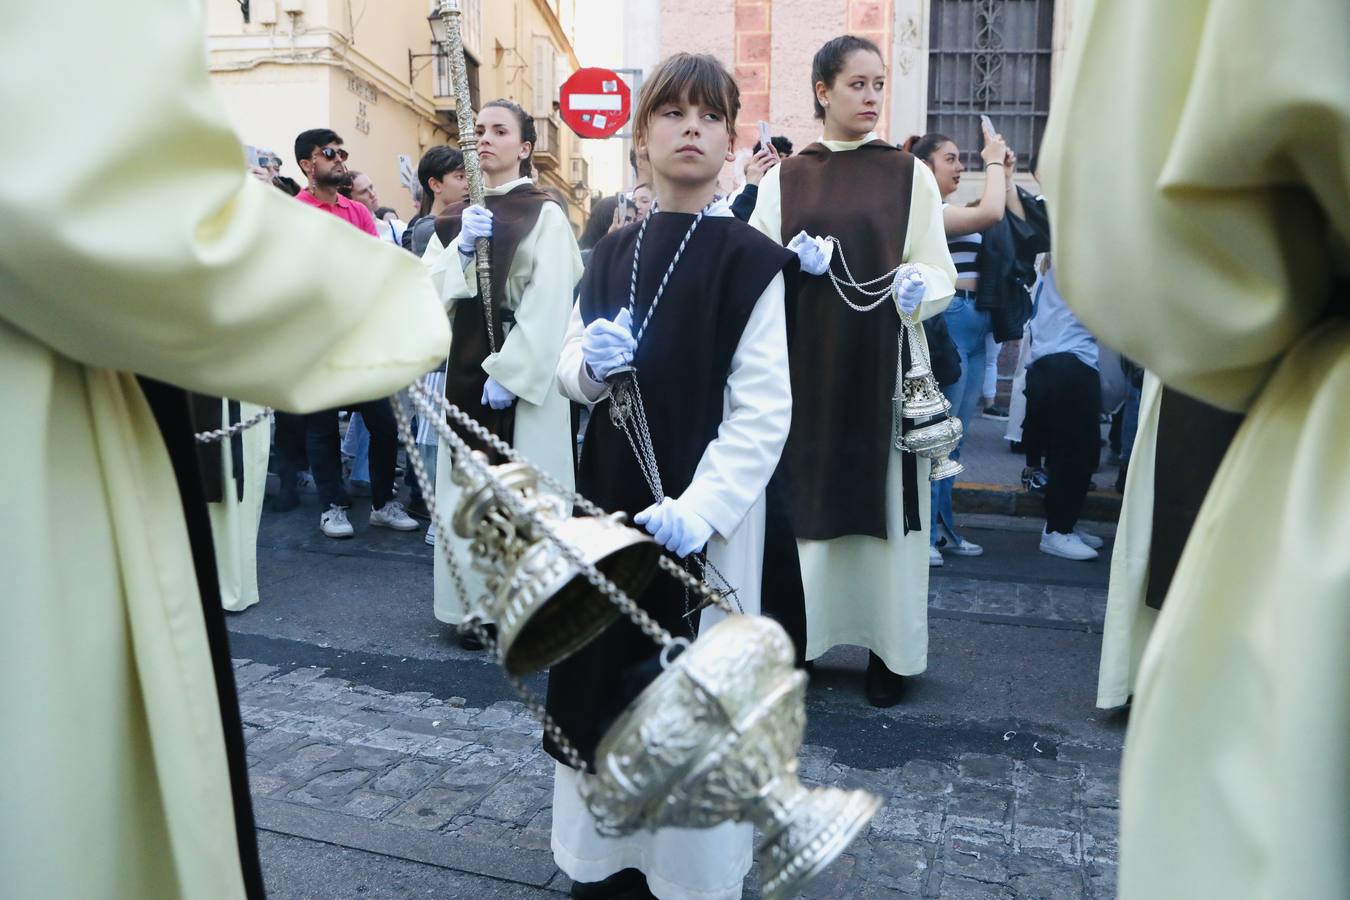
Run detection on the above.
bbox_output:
[928,544,944,568]
[1073,528,1105,550]
[937,523,984,557]
[295,471,317,494]
[1040,527,1098,561]
[425,522,437,546]
[370,500,419,531]
[320,504,354,539]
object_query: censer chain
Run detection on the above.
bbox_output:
[395,395,588,770]
[403,384,682,646]
[193,406,274,444]
[418,383,734,617]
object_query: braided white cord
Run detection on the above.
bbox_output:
[627,201,715,346]
[193,406,274,444]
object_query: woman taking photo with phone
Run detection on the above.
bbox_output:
[903,120,1018,566]
[750,35,956,707]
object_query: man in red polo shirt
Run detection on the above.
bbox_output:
[295,129,378,235]
[291,128,419,539]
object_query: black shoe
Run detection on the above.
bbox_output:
[269,486,300,513]
[982,405,1009,420]
[405,498,432,521]
[457,623,497,652]
[1021,466,1048,495]
[865,652,908,707]
[570,868,652,899]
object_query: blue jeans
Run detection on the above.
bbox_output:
[931,293,992,543]
[341,412,371,483]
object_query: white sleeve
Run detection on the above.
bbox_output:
[678,272,791,537]
[747,163,784,245]
[555,302,610,405]
[484,204,584,406]
[901,163,958,321]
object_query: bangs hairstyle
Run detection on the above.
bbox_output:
[634,53,740,146]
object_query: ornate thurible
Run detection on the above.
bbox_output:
[449,456,660,677]
[580,615,881,900]
[896,313,965,482]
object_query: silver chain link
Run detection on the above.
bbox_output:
[403,383,682,645]
[404,383,734,620]
[823,237,909,311]
[394,398,588,771]
[193,405,274,444]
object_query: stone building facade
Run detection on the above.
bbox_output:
[623,0,1074,198]
[205,0,595,227]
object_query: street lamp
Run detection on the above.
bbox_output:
[427,9,448,46]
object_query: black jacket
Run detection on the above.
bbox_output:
[923,311,962,388]
[730,183,759,222]
[975,187,1051,341]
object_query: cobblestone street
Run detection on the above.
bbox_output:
[225,502,1127,898]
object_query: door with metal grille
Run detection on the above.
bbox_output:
[926,0,1053,170]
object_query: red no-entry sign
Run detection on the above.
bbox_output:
[559,68,631,139]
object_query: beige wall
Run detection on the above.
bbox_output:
[626,0,1067,203]
[660,0,736,65]
[769,0,850,153]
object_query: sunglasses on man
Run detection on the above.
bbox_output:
[314,146,349,162]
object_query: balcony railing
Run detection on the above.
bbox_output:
[569,155,589,191]
[433,51,479,108]
[532,116,561,170]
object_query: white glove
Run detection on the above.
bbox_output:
[457,204,493,255]
[634,496,714,558]
[892,265,926,316]
[787,230,833,276]
[480,375,515,409]
[581,307,636,383]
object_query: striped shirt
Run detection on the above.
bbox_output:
[947,229,982,284]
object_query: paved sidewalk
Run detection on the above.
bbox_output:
[237,657,1121,899]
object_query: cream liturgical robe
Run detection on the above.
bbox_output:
[1042,2,1350,897]
[750,135,956,674]
[0,3,450,896]
[425,180,582,625]
[1095,373,1161,709]
[210,400,271,613]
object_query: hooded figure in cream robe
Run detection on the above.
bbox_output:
[1042,1,1349,896]
[0,3,450,896]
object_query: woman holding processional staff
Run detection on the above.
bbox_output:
[424,99,581,648]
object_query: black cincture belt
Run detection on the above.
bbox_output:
[898,329,922,535]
